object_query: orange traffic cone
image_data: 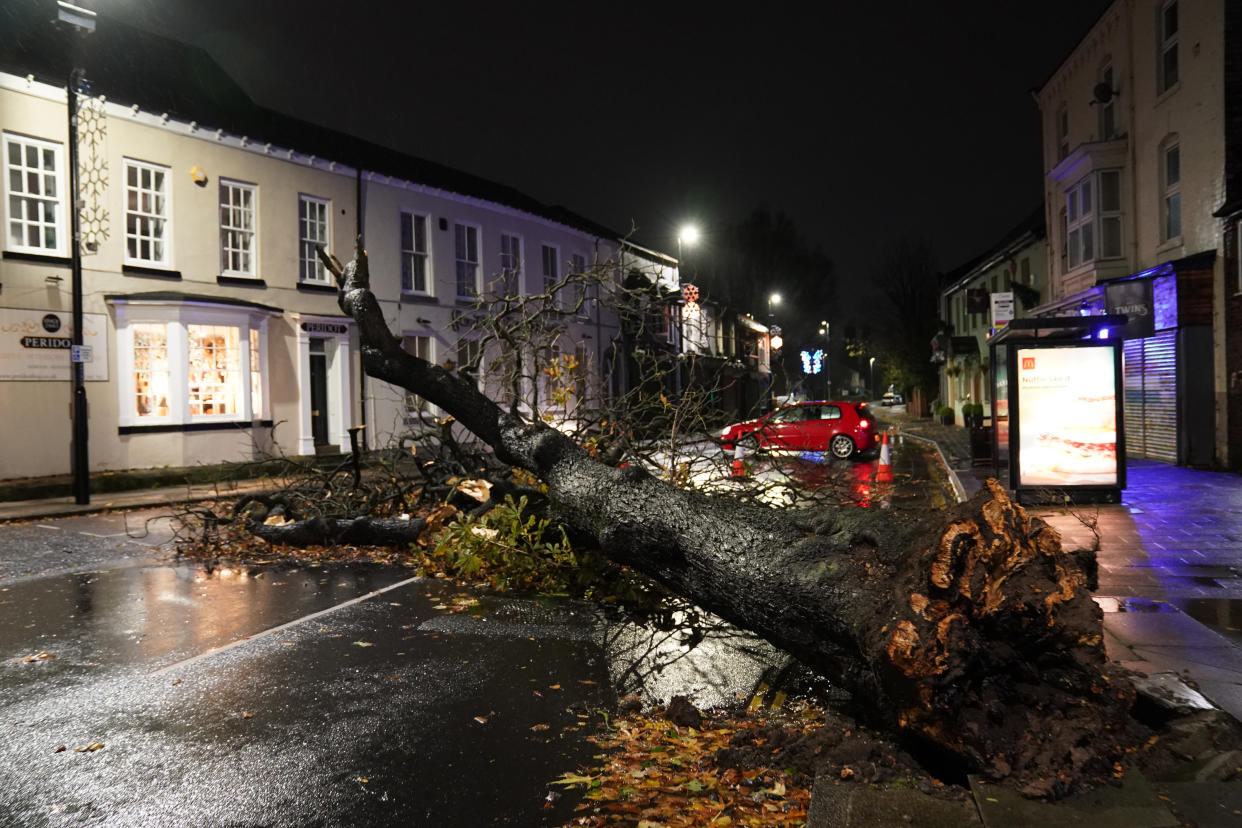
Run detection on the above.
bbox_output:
[875,431,893,483]
[731,443,747,478]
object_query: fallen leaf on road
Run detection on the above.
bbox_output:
[474,716,489,725]
[241,712,253,719]
[262,515,293,527]
[352,640,374,647]
[74,742,104,753]
[14,651,55,662]
[531,723,550,732]
[54,746,66,753]
[171,679,182,686]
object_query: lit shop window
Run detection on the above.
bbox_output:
[187,325,241,416]
[250,328,263,418]
[133,323,170,418]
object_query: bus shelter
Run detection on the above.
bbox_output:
[988,316,1127,504]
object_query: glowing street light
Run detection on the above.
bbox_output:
[768,292,781,320]
[869,356,876,398]
[677,223,699,281]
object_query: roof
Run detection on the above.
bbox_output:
[0,1,624,242]
[942,205,1046,292]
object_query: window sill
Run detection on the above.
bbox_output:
[400,293,438,304]
[3,250,71,266]
[217,274,267,288]
[1156,236,1184,255]
[123,264,181,279]
[119,419,274,435]
[297,281,339,294]
[1154,80,1181,107]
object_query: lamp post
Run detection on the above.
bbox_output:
[61,1,96,505]
[818,320,830,398]
[869,356,876,400]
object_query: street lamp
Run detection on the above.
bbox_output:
[869,356,876,399]
[677,224,699,278]
[768,292,781,320]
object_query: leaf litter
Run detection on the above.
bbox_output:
[552,697,963,827]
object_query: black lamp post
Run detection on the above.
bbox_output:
[60,1,96,505]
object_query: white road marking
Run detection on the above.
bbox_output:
[150,575,423,677]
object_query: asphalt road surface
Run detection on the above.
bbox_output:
[0,513,786,826]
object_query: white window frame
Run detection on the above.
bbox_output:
[401,334,435,418]
[124,158,172,267]
[1098,62,1116,140]
[219,179,258,277]
[400,211,431,295]
[299,194,331,284]
[1056,105,1069,161]
[570,252,588,315]
[1158,0,1179,95]
[457,337,483,390]
[1236,218,1242,295]
[3,132,66,256]
[113,301,269,427]
[1064,170,1124,270]
[454,222,481,300]
[1161,139,1181,242]
[499,232,523,296]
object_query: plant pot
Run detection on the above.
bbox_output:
[940,414,954,426]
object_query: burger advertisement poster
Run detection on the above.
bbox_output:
[1016,345,1119,487]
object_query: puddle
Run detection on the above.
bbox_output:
[0,562,411,691]
[1166,597,1242,645]
[1094,597,1180,613]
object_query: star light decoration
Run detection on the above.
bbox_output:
[681,283,700,317]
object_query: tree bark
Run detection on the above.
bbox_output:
[311,241,1134,796]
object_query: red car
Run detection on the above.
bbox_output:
[720,401,880,459]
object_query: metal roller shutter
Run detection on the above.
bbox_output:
[1123,330,1178,462]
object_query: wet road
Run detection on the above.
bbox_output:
[0,517,787,826]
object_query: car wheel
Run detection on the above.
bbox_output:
[829,434,855,459]
[740,434,759,453]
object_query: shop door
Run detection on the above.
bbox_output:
[1123,331,1176,462]
[309,338,329,447]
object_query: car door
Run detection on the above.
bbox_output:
[771,405,822,449]
[762,406,807,449]
[817,404,844,449]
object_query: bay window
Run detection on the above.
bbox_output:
[111,299,272,429]
[1065,169,1123,270]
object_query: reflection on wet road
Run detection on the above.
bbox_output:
[0,548,790,824]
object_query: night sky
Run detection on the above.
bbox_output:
[102,1,1111,318]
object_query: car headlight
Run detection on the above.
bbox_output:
[721,427,731,438]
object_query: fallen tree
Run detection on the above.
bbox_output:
[283,241,1135,796]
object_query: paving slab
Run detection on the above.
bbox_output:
[807,778,981,827]
[969,772,1177,828]
[1160,781,1242,825]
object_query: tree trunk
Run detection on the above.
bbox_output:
[311,242,1134,797]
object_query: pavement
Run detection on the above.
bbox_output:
[6,423,1242,824]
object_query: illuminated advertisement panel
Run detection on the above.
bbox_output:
[1016,345,1118,487]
